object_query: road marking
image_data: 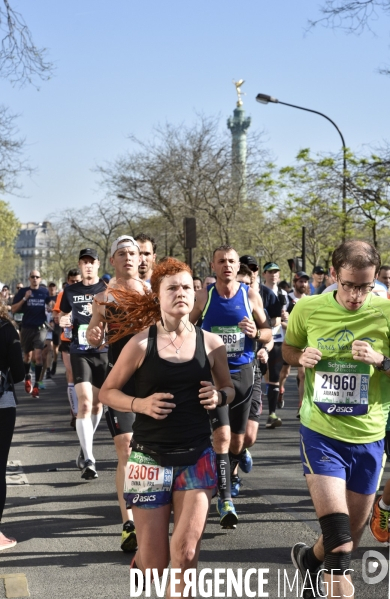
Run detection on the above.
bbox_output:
[0,574,29,598]
[6,461,29,486]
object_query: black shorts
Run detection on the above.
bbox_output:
[52,331,60,346]
[59,340,71,353]
[20,327,47,353]
[248,365,262,423]
[209,362,254,435]
[104,406,135,437]
[267,342,286,382]
[70,352,108,388]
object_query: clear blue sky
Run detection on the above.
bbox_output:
[5,0,390,223]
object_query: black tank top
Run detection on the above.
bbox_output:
[132,325,212,460]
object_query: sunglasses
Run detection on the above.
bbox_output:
[30,275,41,279]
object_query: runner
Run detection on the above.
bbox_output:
[376,264,390,297]
[0,301,24,551]
[193,277,202,292]
[134,233,156,284]
[278,271,309,413]
[100,257,234,596]
[11,270,49,399]
[86,235,144,552]
[283,240,390,599]
[191,245,271,527]
[309,266,326,295]
[52,269,82,428]
[262,262,288,428]
[59,249,108,480]
[45,283,59,378]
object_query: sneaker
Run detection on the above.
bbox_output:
[76,448,85,470]
[265,413,282,428]
[51,362,57,375]
[369,496,390,545]
[217,498,238,529]
[0,532,17,551]
[291,542,326,599]
[24,374,32,394]
[37,381,45,390]
[231,475,242,498]
[121,520,138,552]
[31,385,39,399]
[45,370,52,379]
[238,448,253,473]
[81,459,98,480]
[277,391,285,409]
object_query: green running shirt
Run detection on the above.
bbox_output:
[285,291,390,443]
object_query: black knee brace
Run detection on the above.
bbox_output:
[319,513,352,574]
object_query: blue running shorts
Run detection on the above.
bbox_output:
[300,424,385,494]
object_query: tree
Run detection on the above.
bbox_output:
[0,105,32,193]
[309,1,390,74]
[0,0,54,87]
[0,199,20,282]
[97,115,268,266]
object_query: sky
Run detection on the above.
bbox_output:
[3,0,390,223]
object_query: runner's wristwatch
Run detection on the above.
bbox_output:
[376,355,390,371]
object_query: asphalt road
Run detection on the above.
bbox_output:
[1,363,389,599]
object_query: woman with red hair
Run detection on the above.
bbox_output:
[100,258,234,595]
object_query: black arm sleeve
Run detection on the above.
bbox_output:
[0,323,24,383]
[59,288,71,313]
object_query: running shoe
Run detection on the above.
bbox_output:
[76,448,85,470]
[238,448,253,473]
[24,374,32,394]
[37,381,45,390]
[291,542,325,599]
[369,496,390,545]
[231,475,242,498]
[81,460,98,480]
[277,391,285,409]
[121,520,138,552]
[0,532,17,551]
[45,370,52,379]
[51,362,57,375]
[31,385,39,399]
[265,413,282,428]
[217,498,238,529]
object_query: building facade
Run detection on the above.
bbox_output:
[15,221,56,284]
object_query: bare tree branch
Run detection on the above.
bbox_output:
[0,0,54,87]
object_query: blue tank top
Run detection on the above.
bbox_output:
[201,283,254,372]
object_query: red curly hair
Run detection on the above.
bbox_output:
[102,257,192,343]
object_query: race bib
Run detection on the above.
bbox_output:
[313,359,370,416]
[124,451,173,494]
[77,324,90,348]
[211,325,245,356]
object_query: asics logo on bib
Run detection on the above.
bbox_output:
[327,404,354,414]
[133,494,156,503]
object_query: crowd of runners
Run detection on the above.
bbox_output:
[1,235,390,598]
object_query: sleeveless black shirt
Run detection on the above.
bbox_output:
[132,325,212,458]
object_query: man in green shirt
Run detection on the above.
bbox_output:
[283,240,390,599]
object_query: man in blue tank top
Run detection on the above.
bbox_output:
[190,245,272,528]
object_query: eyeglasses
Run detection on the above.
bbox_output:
[338,276,375,295]
[30,275,40,279]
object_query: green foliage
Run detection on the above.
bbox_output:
[0,199,21,282]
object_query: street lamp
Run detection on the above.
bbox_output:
[256,93,347,241]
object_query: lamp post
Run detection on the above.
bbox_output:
[256,93,347,242]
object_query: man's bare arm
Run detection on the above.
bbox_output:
[86,292,106,346]
[282,341,322,368]
[190,288,207,325]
